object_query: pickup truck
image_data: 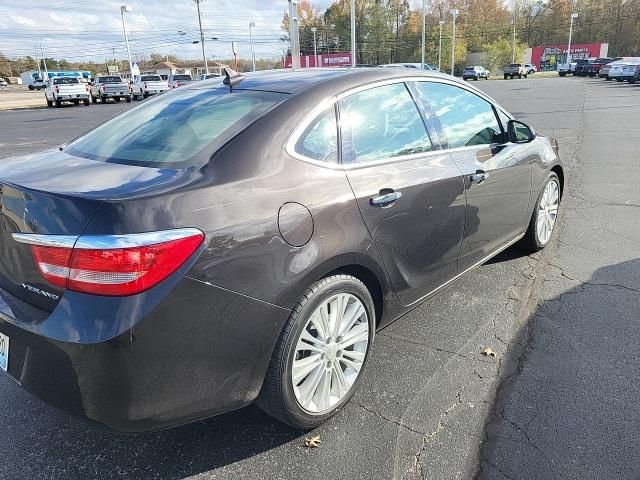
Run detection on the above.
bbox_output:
[90,75,132,104]
[168,74,196,89]
[131,75,169,100]
[44,77,90,107]
[503,63,528,79]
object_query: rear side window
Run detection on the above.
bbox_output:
[172,75,192,81]
[416,82,503,148]
[339,83,432,163]
[294,107,338,163]
[53,78,79,85]
[99,76,123,83]
[66,87,288,167]
[140,75,162,81]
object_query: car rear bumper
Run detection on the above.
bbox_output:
[0,276,290,432]
[56,94,89,100]
[100,92,130,97]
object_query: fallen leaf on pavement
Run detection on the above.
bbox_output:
[304,435,322,448]
[481,347,497,358]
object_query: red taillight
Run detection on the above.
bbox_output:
[29,231,203,296]
[101,84,105,92]
[144,82,148,89]
[55,86,60,93]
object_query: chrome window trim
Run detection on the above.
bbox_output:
[12,228,203,250]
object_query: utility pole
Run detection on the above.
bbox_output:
[567,13,578,67]
[350,0,356,67]
[40,45,48,78]
[120,5,134,79]
[249,21,256,72]
[421,0,426,69]
[35,46,42,76]
[288,0,301,69]
[438,20,444,71]
[512,0,517,64]
[311,27,318,67]
[450,9,459,76]
[194,0,209,74]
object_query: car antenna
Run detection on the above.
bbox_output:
[222,67,245,92]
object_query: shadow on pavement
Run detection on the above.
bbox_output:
[477,258,640,479]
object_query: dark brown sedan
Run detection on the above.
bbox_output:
[0,68,563,431]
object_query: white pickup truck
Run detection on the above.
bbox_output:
[90,75,132,104]
[131,74,169,100]
[44,77,90,107]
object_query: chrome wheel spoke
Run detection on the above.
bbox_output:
[291,292,369,414]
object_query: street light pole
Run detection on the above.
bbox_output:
[311,27,318,67]
[288,0,301,70]
[567,13,578,67]
[249,21,256,72]
[421,0,426,69]
[193,0,209,75]
[450,9,459,76]
[350,0,356,67]
[512,2,517,63]
[438,20,444,71]
[120,5,134,80]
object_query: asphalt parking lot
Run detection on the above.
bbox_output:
[0,76,639,480]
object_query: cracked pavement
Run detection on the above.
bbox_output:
[0,77,637,479]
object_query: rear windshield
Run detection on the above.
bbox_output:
[508,64,520,67]
[172,75,192,80]
[141,75,162,81]
[464,66,474,70]
[66,87,288,167]
[99,76,123,83]
[53,77,79,85]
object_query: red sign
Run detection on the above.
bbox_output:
[531,43,605,70]
[285,53,353,68]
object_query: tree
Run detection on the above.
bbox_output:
[485,38,527,72]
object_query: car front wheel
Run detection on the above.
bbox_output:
[520,172,561,252]
[257,274,375,429]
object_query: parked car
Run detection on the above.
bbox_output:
[621,60,640,82]
[503,63,528,79]
[27,78,46,90]
[90,75,132,104]
[0,68,563,432]
[0,78,8,87]
[200,73,221,80]
[630,64,640,84]
[574,58,597,76]
[523,63,537,74]
[168,73,196,88]
[132,74,169,100]
[558,59,587,77]
[609,62,629,82]
[462,65,489,80]
[582,58,618,77]
[44,77,90,107]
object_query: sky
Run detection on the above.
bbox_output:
[0,0,338,64]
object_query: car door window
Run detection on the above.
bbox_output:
[339,83,432,163]
[293,106,338,163]
[416,82,504,148]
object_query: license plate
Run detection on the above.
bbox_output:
[0,332,8,372]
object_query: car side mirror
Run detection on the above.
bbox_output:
[508,120,536,143]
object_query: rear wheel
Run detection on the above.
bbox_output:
[520,172,561,253]
[257,275,375,429]
[46,97,53,107]
[28,85,35,90]
[83,98,90,106]
[125,95,132,103]
[54,98,62,108]
[504,73,508,80]
[559,72,567,77]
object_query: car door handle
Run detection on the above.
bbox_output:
[469,170,489,185]
[370,189,402,207]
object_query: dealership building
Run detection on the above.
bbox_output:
[527,42,609,71]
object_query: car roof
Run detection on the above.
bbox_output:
[190,67,456,96]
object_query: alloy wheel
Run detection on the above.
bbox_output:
[291,293,369,414]
[536,179,560,245]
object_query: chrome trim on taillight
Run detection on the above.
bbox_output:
[12,233,77,248]
[13,228,203,250]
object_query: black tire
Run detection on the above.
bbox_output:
[101,95,108,103]
[54,99,62,108]
[73,100,79,105]
[115,97,121,103]
[504,73,508,80]
[28,85,35,91]
[616,78,623,82]
[559,72,567,77]
[83,98,90,106]
[519,172,561,253]
[125,95,132,103]
[524,73,528,78]
[256,274,376,429]
[46,97,53,107]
